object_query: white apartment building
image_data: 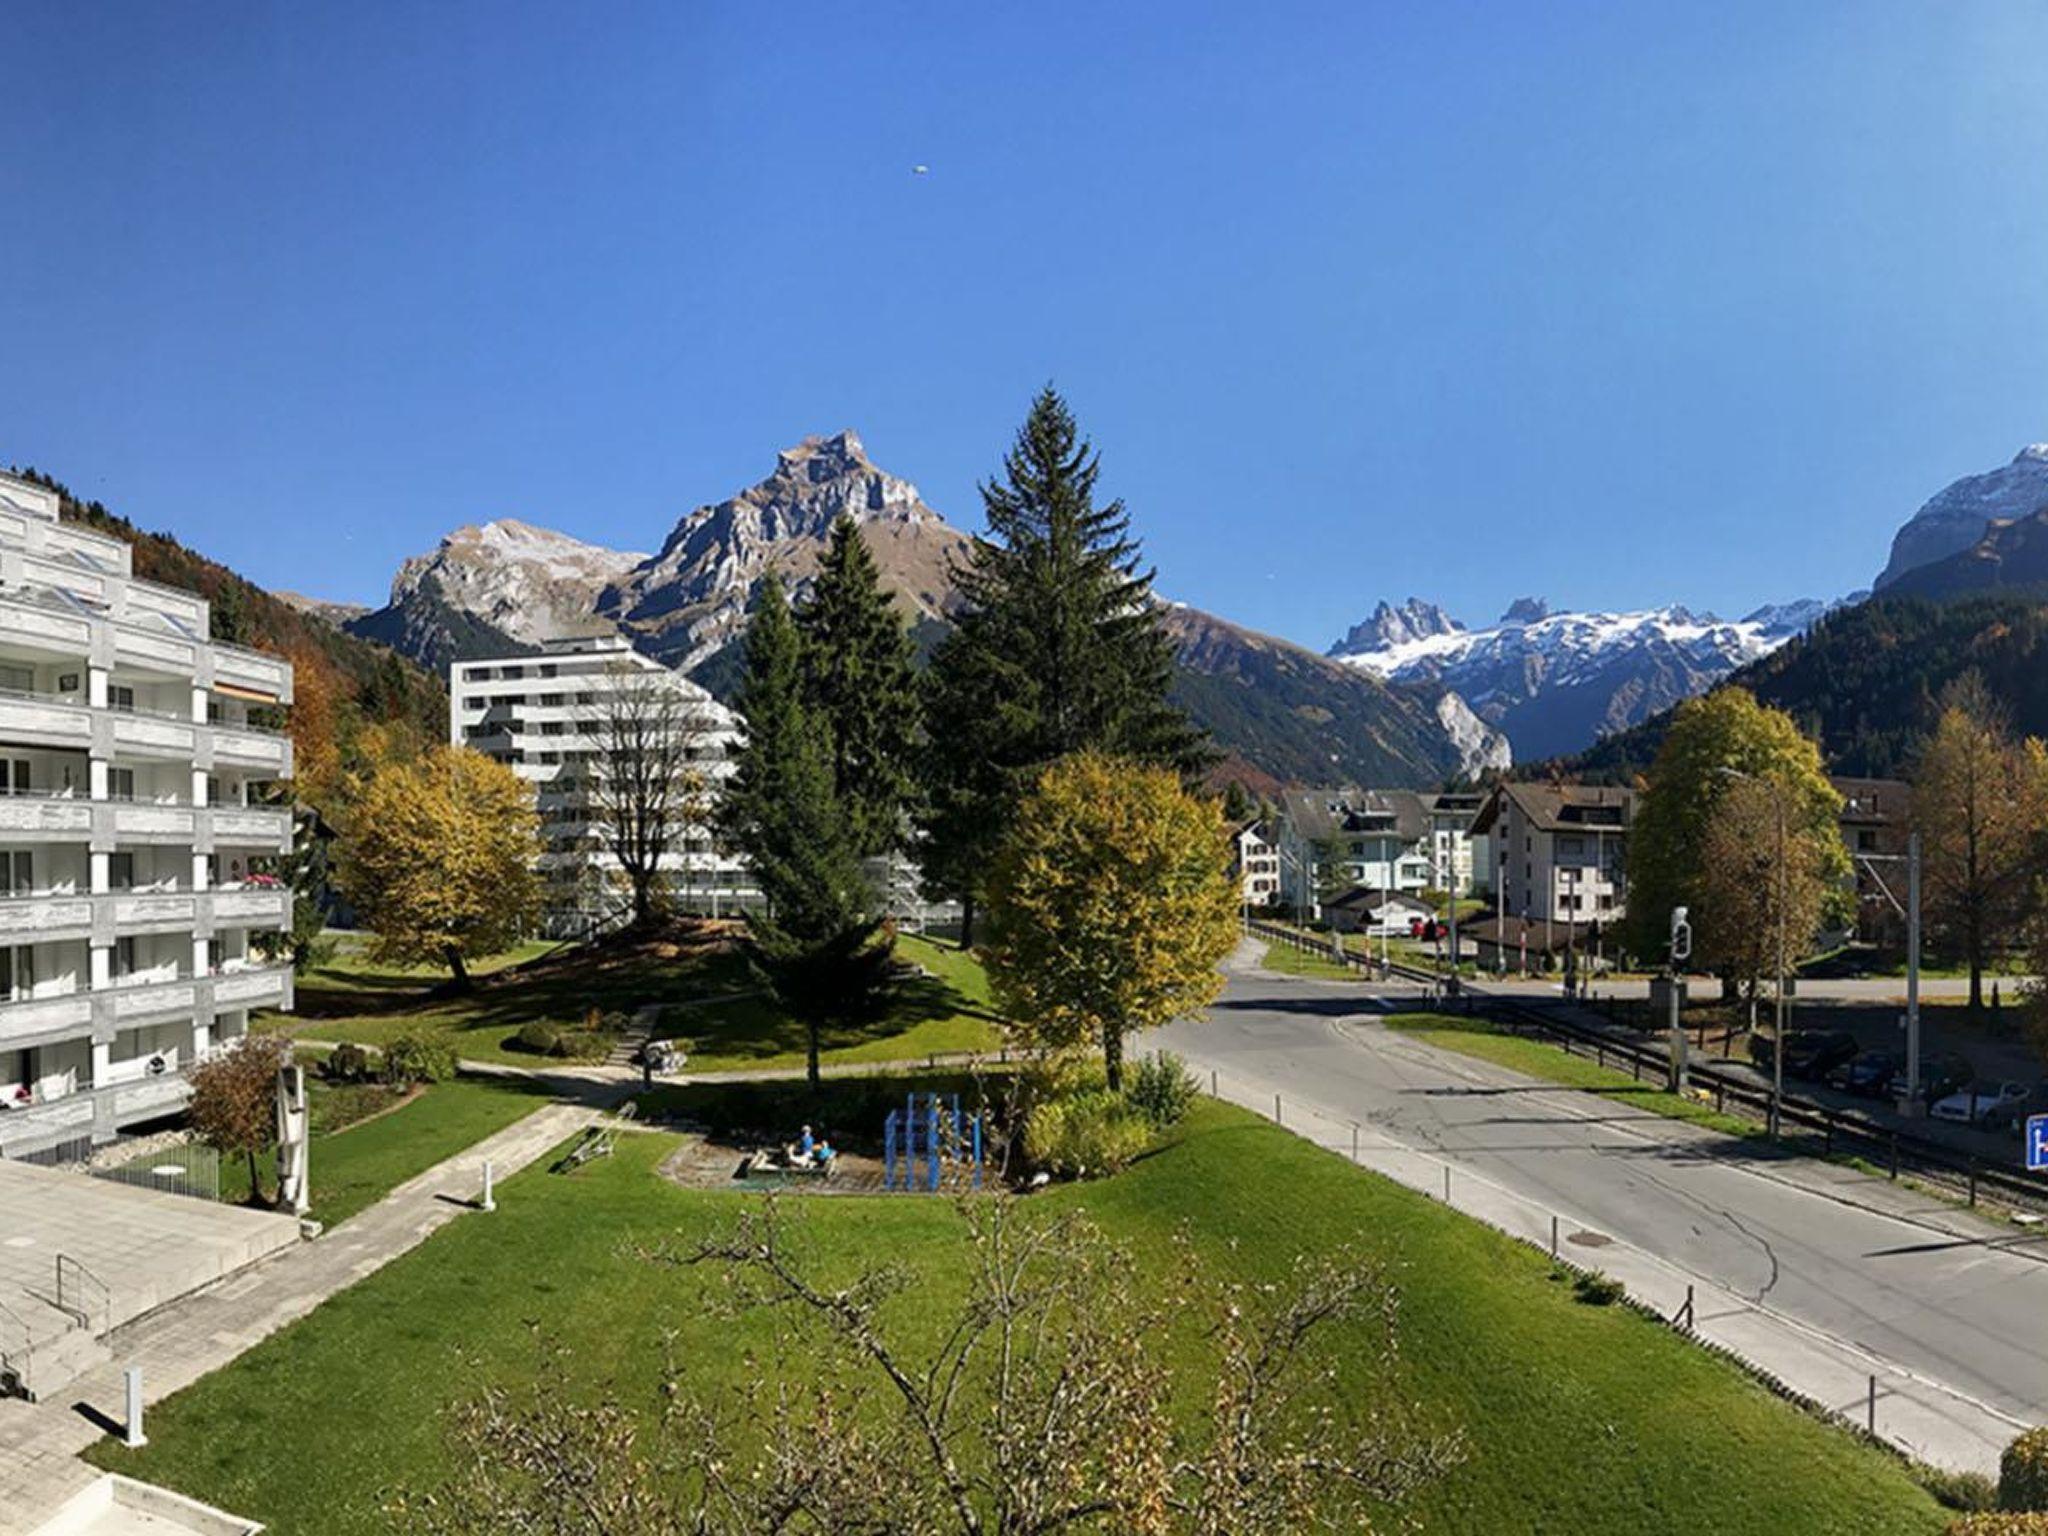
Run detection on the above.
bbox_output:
[1232,821,1280,907]
[1469,782,1632,926]
[450,635,751,932]
[0,473,295,1159]
[1274,788,1486,916]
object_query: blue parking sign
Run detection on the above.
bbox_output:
[2028,1115,2048,1172]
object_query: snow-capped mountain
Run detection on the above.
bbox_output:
[1331,597,1463,655]
[1875,445,2048,591]
[1329,598,1827,762]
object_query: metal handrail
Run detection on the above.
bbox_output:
[55,1252,110,1336]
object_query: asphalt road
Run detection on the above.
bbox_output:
[1153,956,2048,1437]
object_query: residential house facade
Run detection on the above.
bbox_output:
[0,472,296,1158]
[450,635,752,934]
[1232,820,1281,908]
[1275,787,1474,917]
[1833,775,1911,947]
[1469,782,1633,930]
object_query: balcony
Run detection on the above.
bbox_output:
[110,709,197,760]
[207,886,290,931]
[206,804,291,851]
[211,643,291,703]
[112,620,199,677]
[109,974,202,1027]
[0,990,93,1049]
[0,590,93,658]
[207,722,292,776]
[0,794,93,841]
[210,962,292,1014]
[105,801,197,844]
[0,690,91,750]
[0,893,94,943]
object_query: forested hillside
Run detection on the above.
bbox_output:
[1553,590,2048,782]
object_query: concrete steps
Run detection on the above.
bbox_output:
[0,1291,106,1404]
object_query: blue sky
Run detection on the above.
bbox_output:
[4,3,2047,651]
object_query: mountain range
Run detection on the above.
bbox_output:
[1326,596,1832,762]
[288,433,2048,790]
[332,432,1501,787]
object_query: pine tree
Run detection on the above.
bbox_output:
[723,573,893,1085]
[919,388,1210,939]
[795,517,921,860]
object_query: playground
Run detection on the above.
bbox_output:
[648,1089,989,1195]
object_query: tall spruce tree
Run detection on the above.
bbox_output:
[722,572,893,1086]
[794,517,921,860]
[920,387,1208,940]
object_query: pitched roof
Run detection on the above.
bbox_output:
[1470,782,1635,837]
[1277,787,1430,843]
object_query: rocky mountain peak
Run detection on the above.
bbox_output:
[1876,444,2048,590]
[1500,596,1551,625]
[1329,597,1463,657]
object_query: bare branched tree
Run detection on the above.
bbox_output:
[588,666,716,928]
[401,1196,1463,1534]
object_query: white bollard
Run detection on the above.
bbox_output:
[125,1365,146,1447]
[481,1159,496,1213]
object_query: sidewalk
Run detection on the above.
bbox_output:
[0,1101,609,1535]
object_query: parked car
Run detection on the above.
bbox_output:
[1886,1054,1975,1105]
[1980,1081,2048,1134]
[1749,1030,1858,1080]
[1825,1051,1899,1098]
[1931,1080,2030,1125]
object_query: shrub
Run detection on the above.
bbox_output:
[383,1033,456,1086]
[1125,1052,1198,1128]
[549,1030,610,1061]
[2004,1429,2048,1512]
[1572,1271,1625,1306]
[1947,1515,2048,1534]
[1023,1089,1152,1178]
[1919,1467,1998,1514]
[513,1021,562,1056]
[322,1042,371,1083]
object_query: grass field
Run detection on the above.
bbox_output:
[91,1093,1946,1535]
[267,929,1003,1072]
[213,1073,554,1226]
[1384,1012,1767,1141]
[1259,939,1364,981]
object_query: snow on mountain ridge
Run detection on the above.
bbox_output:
[1875,445,2048,591]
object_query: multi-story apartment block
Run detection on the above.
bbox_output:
[1469,782,1632,926]
[0,473,295,1158]
[450,635,751,932]
[1423,789,1489,897]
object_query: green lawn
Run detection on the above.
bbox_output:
[1259,939,1364,981]
[669,933,1004,1073]
[213,1073,554,1227]
[1384,1012,1766,1141]
[265,930,1004,1074]
[92,1092,1944,1535]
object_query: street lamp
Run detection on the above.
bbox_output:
[1716,766,1789,1139]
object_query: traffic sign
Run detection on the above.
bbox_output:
[2027,1114,2048,1173]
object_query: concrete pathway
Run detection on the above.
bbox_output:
[0,1102,610,1534]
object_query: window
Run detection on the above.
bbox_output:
[499,666,525,680]
[108,684,136,712]
[114,936,136,979]
[107,768,135,802]
[0,664,32,695]
[0,853,31,895]
[109,853,135,891]
[0,945,34,1000]
[0,759,30,796]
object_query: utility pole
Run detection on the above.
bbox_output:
[1772,788,1788,1139]
[1906,830,1922,1109]
[1667,905,1692,1092]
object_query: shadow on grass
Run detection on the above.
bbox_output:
[637,1068,1012,1156]
[665,968,1003,1067]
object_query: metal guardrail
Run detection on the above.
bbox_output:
[1244,917,2048,1215]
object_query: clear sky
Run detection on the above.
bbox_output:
[5,2,2048,651]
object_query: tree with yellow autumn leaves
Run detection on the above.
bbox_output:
[335,745,540,989]
[982,752,1239,1090]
